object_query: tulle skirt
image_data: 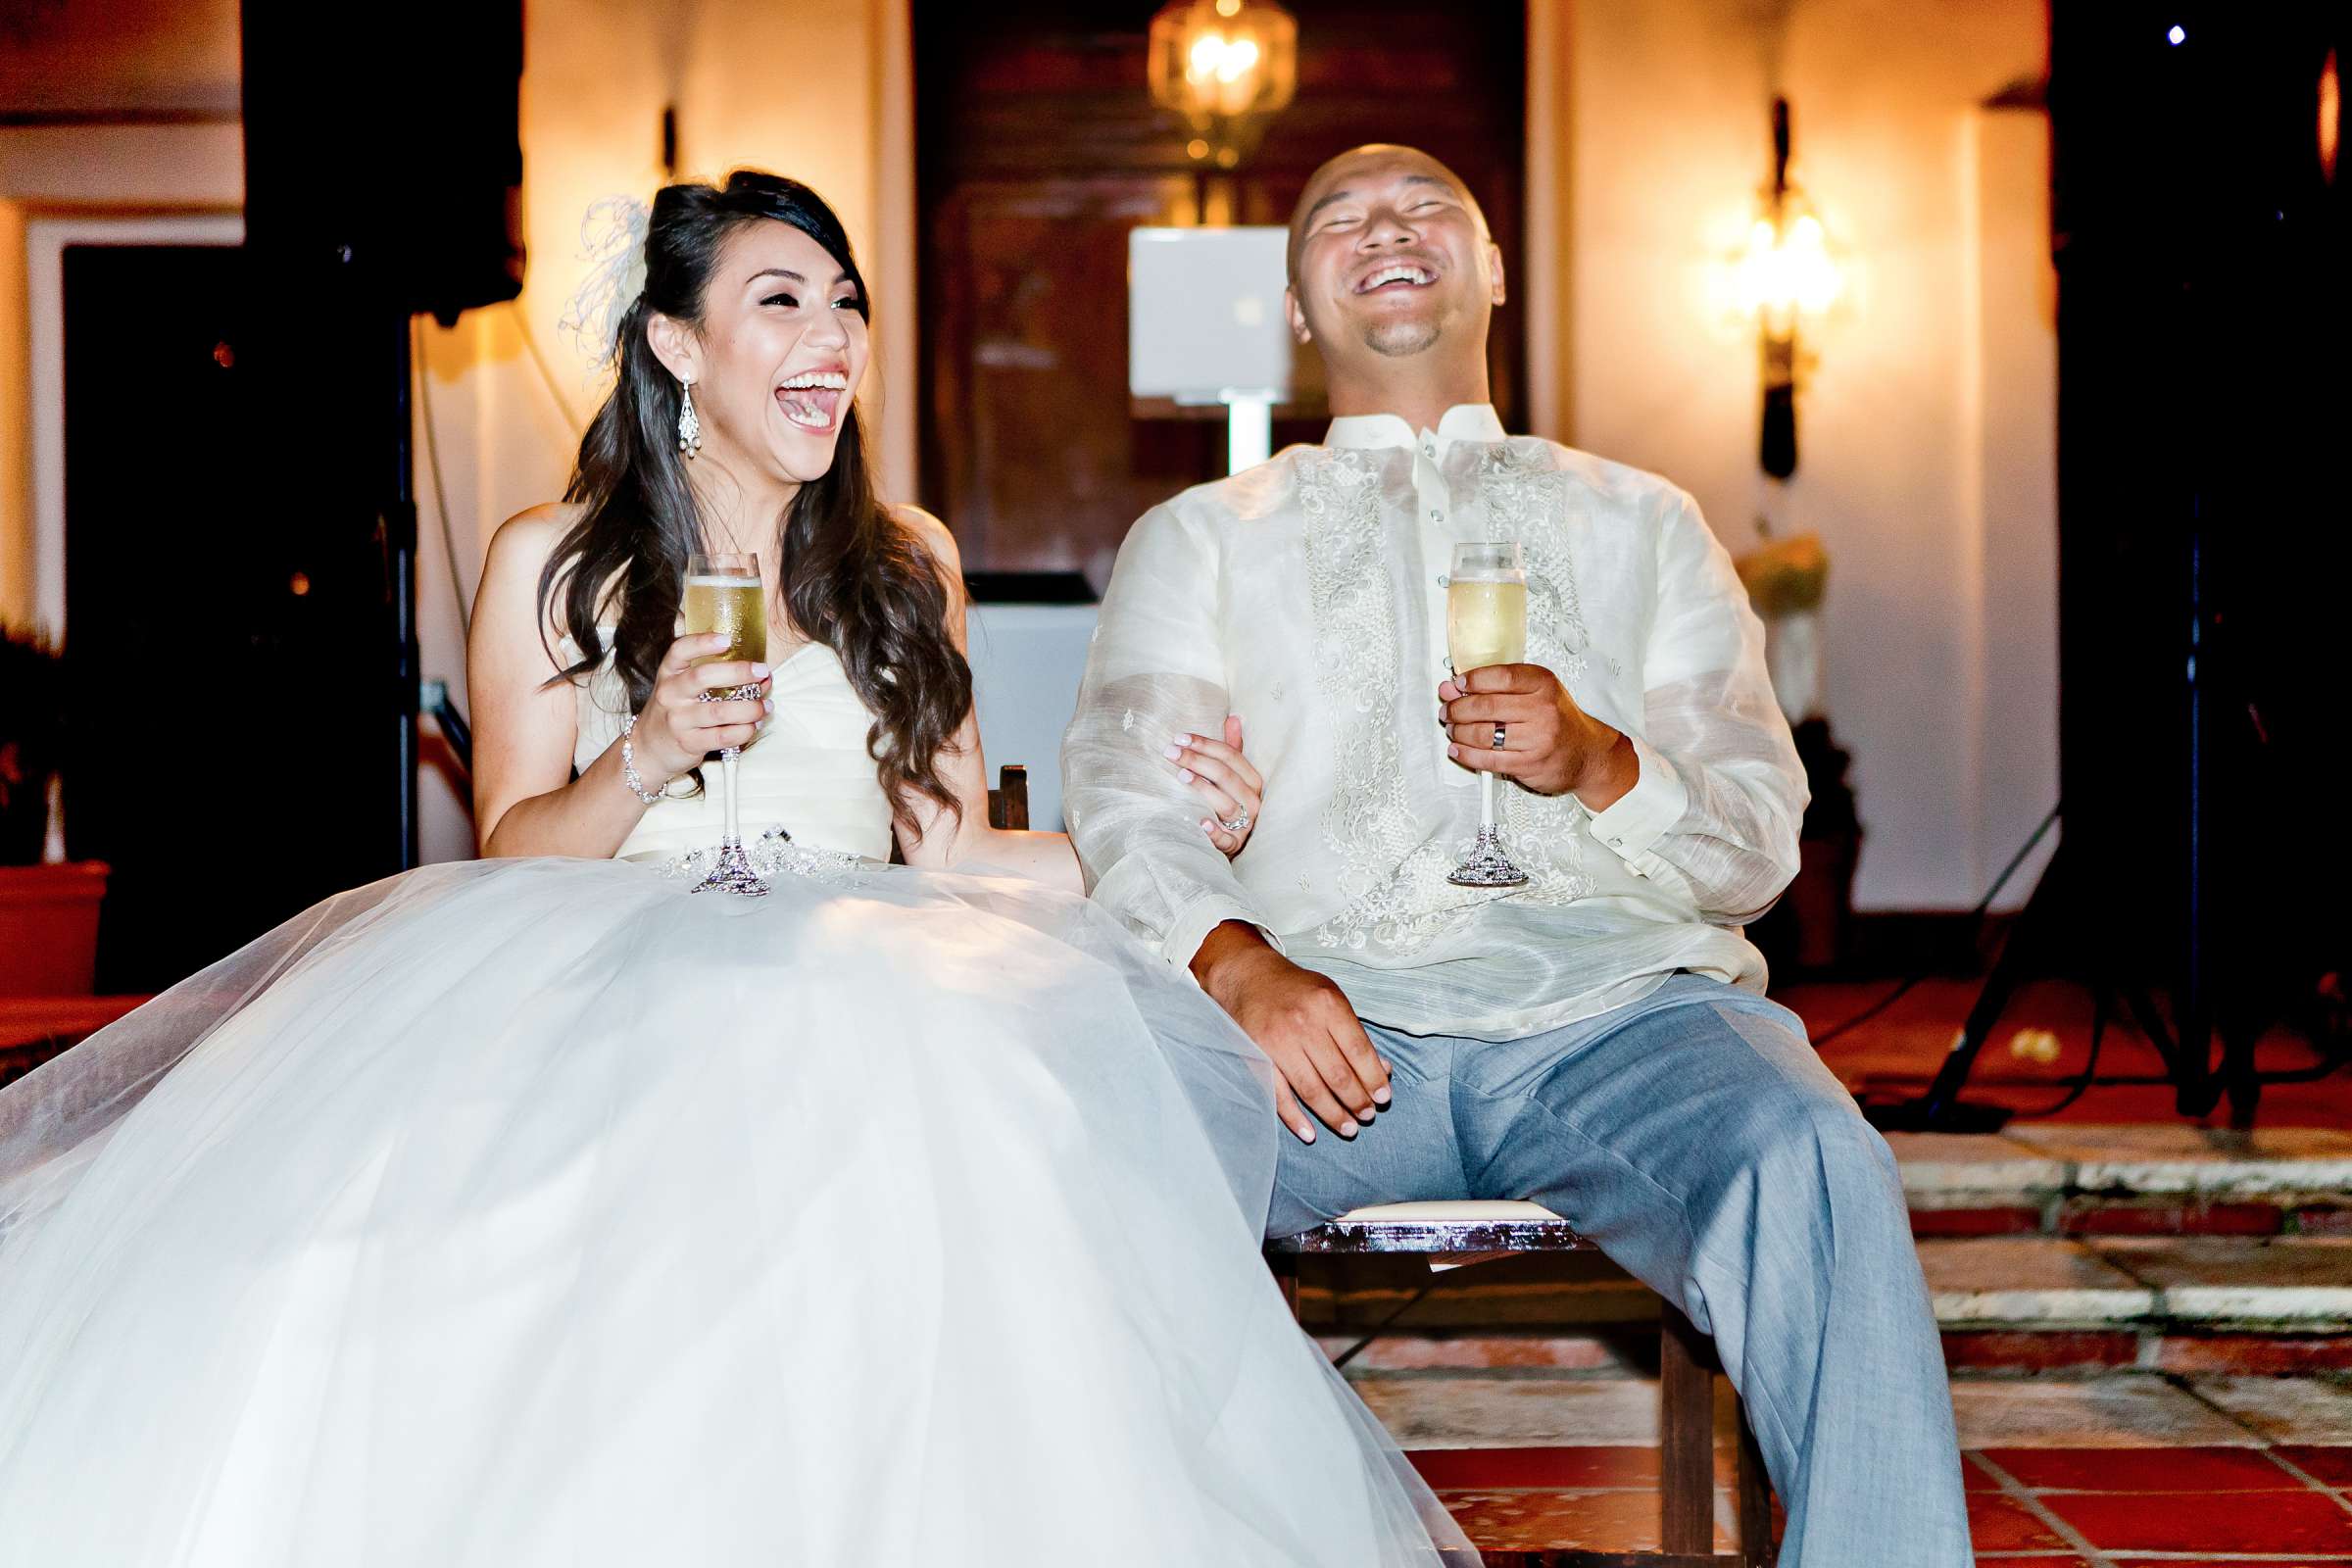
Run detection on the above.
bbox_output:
[0,857,1464,1566]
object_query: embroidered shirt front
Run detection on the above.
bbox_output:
[1061,404,1806,1041]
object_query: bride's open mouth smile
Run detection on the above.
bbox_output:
[777,367,850,431]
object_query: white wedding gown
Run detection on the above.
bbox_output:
[0,643,1465,1567]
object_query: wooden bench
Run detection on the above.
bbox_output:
[1270,1200,1776,1567]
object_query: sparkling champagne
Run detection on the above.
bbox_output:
[1445,541,1531,888]
[681,552,770,897]
[683,574,767,692]
[1447,577,1527,675]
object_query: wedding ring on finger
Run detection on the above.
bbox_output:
[1493,722,1507,751]
[1218,810,1252,835]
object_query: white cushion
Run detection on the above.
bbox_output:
[1333,1200,1566,1224]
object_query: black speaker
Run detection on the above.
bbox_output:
[230,1,526,888]
[2051,5,2344,896]
[241,0,524,324]
[2051,2,2347,1100]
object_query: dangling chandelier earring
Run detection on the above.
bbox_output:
[677,375,703,459]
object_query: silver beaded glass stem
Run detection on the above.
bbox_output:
[1445,541,1532,889]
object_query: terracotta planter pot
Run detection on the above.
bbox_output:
[0,861,109,996]
[1788,830,1862,972]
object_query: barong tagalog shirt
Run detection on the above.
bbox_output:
[1061,404,1808,1042]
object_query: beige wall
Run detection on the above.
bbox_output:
[7,0,2055,909]
[1545,0,2055,910]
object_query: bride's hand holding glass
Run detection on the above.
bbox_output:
[623,632,773,788]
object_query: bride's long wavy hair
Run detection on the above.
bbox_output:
[539,171,969,826]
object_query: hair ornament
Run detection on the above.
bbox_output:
[559,195,653,371]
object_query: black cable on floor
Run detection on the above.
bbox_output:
[1812,802,2063,1047]
[1327,1279,1445,1372]
[2009,999,2114,1119]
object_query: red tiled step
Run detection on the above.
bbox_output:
[1941,1329,2142,1372]
[1964,1492,2074,1552]
[1434,1488,1740,1556]
[1980,1444,2309,1492]
[1421,1446,2352,1565]
[1409,1445,1658,1490]
[2150,1331,2352,1374]
[1894,1125,2352,1240]
[1313,1237,2352,1376]
[1912,1204,2051,1238]
[2059,1197,2287,1236]
[2279,1444,2352,1485]
[0,996,147,1087]
[2039,1488,2352,1554]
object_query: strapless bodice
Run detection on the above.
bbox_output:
[564,636,894,862]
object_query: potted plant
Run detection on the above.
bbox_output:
[0,624,106,995]
[1734,531,1863,977]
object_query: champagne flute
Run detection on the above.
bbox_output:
[1446,541,1531,889]
[683,551,770,898]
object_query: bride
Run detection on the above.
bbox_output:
[0,172,1463,1566]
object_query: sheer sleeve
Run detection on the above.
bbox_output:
[1586,491,1808,925]
[1060,504,1276,968]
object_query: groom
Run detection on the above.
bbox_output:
[1061,144,1968,1565]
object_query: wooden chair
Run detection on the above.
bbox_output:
[970,774,1769,1557]
[1270,1200,1777,1567]
[986,763,1029,831]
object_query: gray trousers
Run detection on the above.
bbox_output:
[1272,974,1971,1568]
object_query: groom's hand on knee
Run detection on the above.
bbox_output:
[1190,922,1391,1145]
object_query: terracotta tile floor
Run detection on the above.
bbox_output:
[1389,974,2352,1559]
[1781,976,2350,1128]
[1413,1442,2352,1561]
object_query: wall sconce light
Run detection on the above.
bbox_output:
[1148,0,1298,170]
[2321,47,2340,185]
[1739,98,1841,478]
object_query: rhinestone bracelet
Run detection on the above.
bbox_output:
[618,712,668,806]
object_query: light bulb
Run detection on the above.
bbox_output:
[1188,32,1226,81]
[1788,215,1841,315]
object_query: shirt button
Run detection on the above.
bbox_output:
[1422,443,1436,458]
[1436,573,1449,588]
[1428,509,1443,522]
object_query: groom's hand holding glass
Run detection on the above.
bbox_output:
[1439,665,1641,810]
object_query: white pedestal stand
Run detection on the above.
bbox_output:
[1217,388,1276,475]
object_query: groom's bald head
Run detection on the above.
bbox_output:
[1286,144,1491,281]
[1283,144,1504,375]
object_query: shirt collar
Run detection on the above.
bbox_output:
[1324,403,1507,453]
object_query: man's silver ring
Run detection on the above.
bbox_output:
[1218,809,1252,834]
[1493,722,1507,751]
